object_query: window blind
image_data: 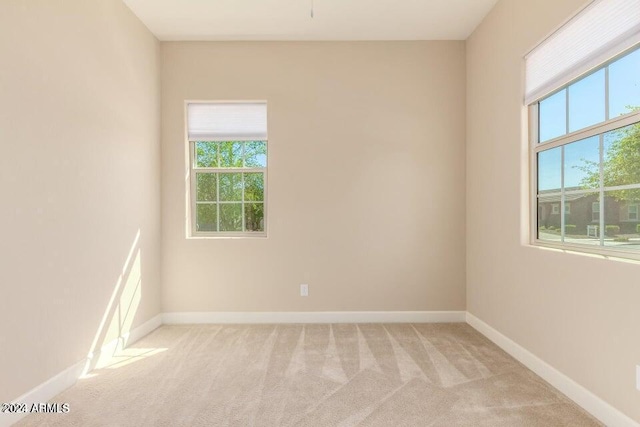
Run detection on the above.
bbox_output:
[187,102,267,141]
[525,0,640,105]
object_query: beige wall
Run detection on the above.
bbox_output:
[161,42,466,313]
[0,0,161,402]
[467,0,640,422]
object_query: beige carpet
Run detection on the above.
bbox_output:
[19,323,600,426]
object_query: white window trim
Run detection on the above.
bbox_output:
[185,100,269,239]
[528,45,640,260]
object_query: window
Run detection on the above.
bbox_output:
[187,102,267,237]
[528,0,640,255]
[592,202,600,222]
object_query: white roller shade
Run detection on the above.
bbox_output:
[187,102,267,141]
[525,0,640,105]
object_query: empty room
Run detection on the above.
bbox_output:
[1,0,639,425]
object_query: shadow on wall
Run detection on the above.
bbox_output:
[82,229,144,374]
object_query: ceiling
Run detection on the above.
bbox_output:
[122,0,498,41]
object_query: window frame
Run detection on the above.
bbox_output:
[528,44,640,259]
[186,100,268,239]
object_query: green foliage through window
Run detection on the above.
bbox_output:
[195,141,267,169]
[577,117,640,201]
[193,141,267,234]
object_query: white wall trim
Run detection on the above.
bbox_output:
[2,314,162,427]
[162,310,467,324]
[466,312,639,427]
[124,314,163,347]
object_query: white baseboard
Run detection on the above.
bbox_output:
[162,310,467,324]
[125,313,162,345]
[85,314,164,372]
[466,312,638,427]
[2,314,162,427]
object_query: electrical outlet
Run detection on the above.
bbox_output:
[300,284,309,297]
[636,365,640,391]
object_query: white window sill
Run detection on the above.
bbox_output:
[530,240,640,263]
[188,233,267,240]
